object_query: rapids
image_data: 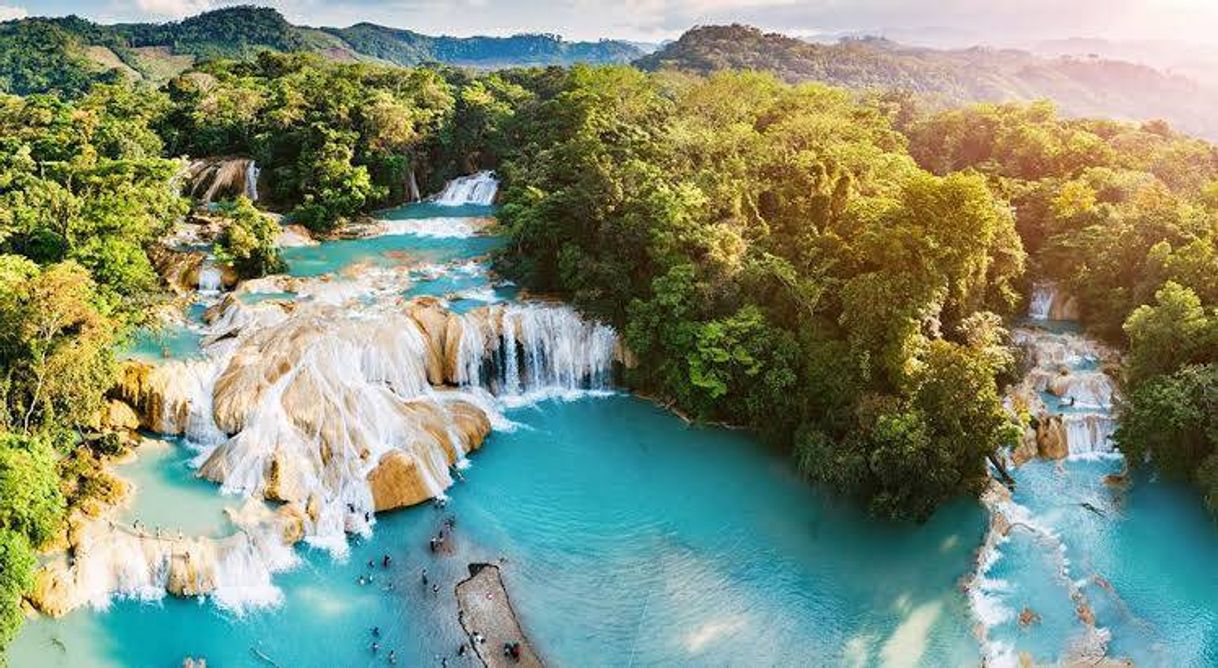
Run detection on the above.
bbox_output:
[966,285,1218,666]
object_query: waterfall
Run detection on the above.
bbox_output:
[1063,414,1117,458]
[1028,282,1055,320]
[244,161,260,202]
[433,171,499,206]
[450,304,619,400]
[198,260,222,295]
[180,359,228,447]
[380,217,486,238]
[408,168,421,202]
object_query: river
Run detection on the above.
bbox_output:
[9,178,1217,667]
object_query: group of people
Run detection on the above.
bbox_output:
[428,515,457,553]
[368,627,396,664]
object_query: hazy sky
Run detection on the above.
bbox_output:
[6,0,1218,44]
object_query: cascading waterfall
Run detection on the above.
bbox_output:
[198,260,223,295]
[967,284,1127,664]
[433,171,499,206]
[450,304,620,400]
[244,161,260,202]
[44,185,629,621]
[1063,414,1117,457]
[1028,282,1055,320]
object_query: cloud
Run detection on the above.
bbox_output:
[0,4,26,21]
[134,0,215,18]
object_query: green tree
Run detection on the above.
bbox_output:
[215,196,287,278]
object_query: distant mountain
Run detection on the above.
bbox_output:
[637,25,1218,141]
[1031,37,1218,87]
[326,22,642,68]
[0,6,643,95]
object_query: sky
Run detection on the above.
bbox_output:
[6,0,1218,45]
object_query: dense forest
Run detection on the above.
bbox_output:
[1,16,1218,652]
[0,7,642,95]
[636,25,1218,141]
[490,69,1218,519]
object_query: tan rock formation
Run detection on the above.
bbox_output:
[28,562,77,618]
[101,399,141,432]
[408,297,452,385]
[1011,425,1039,467]
[367,450,432,511]
[147,245,206,295]
[276,224,316,248]
[115,360,182,434]
[1036,414,1069,460]
[187,157,257,204]
[1050,293,1080,321]
[166,548,217,597]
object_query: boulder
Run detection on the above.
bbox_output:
[263,449,310,504]
[1047,371,1073,398]
[115,361,184,434]
[367,450,432,511]
[276,503,308,545]
[446,400,492,456]
[1036,414,1069,460]
[147,245,206,295]
[101,399,141,432]
[166,549,216,597]
[27,564,77,618]
[407,297,451,385]
[1011,425,1039,467]
[276,224,316,248]
[1050,293,1080,321]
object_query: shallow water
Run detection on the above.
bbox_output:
[11,202,1218,667]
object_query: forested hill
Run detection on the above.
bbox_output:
[0,6,643,95]
[636,25,1218,141]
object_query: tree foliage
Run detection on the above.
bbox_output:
[496,68,1024,520]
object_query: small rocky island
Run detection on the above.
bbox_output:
[456,564,542,668]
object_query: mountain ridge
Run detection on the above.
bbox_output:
[0,6,643,95]
[635,24,1218,140]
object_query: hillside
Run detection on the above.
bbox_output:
[0,6,642,95]
[636,25,1218,140]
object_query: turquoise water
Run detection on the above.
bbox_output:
[112,436,236,538]
[12,397,985,667]
[11,201,1218,667]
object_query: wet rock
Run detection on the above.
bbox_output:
[27,563,77,618]
[186,157,258,204]
[276,224,316,248]
[276,504,308,545]
[147,245,206,296]
[1036,414,1069,460]
[367,450,432,511]
[167,549,216,597]
[1011,425,1039,466]
[407,297,452,385]
[1018,606,1041,627]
